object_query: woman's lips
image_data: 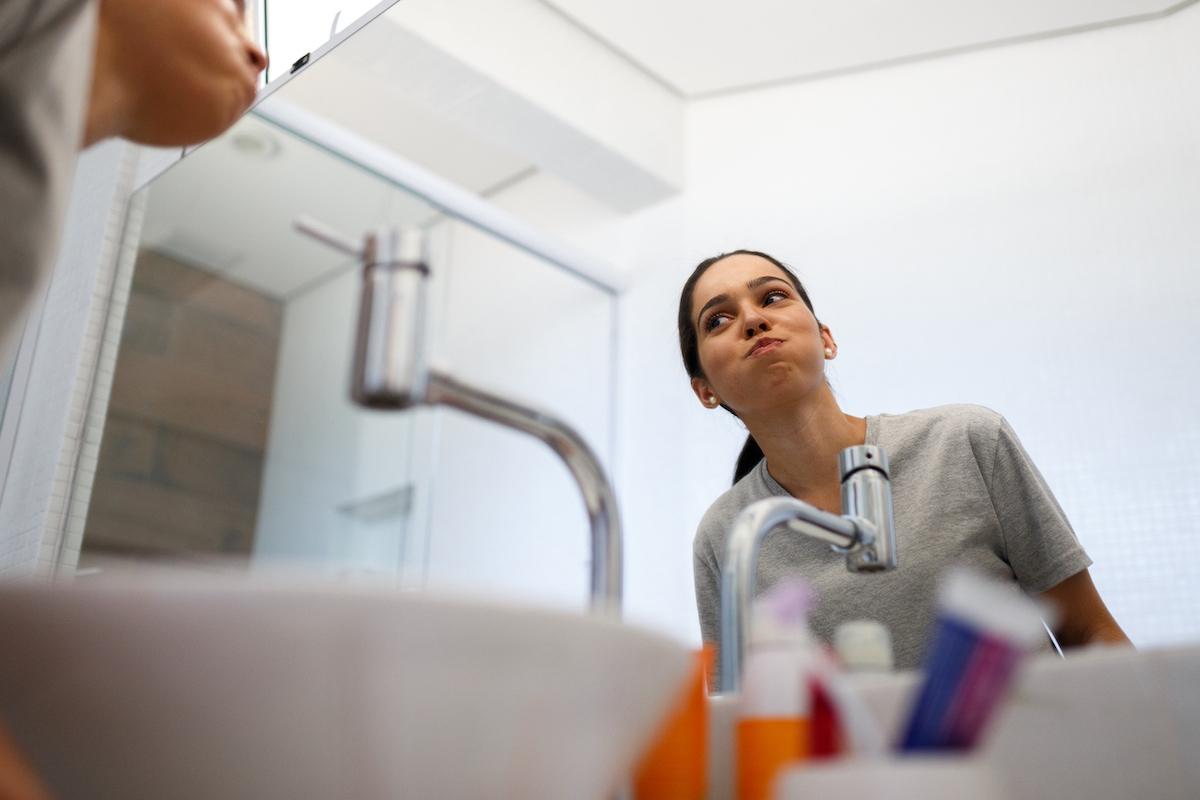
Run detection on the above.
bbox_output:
[746,337,783,358]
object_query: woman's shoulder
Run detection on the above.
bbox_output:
[872,403,1005,450]
[694,460,779,552]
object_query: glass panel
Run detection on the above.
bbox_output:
[79,113,615,609]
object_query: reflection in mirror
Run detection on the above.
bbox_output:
[78,112,616,610]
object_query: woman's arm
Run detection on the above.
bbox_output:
[1037,568,1131,648]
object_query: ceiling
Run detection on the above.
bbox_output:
[539,0,1188,96]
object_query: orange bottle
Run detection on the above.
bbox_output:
[736,580,816,800]
[634,647,710,800]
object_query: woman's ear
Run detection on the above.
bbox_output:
[691,377,722,409]
[820,324,837,359]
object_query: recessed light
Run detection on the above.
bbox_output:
[229,127,282,160]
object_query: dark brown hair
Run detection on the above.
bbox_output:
[676,250,817,484]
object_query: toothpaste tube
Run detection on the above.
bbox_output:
[900,569,1052,752]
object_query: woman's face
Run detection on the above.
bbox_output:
[689,254,834,416]
[94,0,268,146]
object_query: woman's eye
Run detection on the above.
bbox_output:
[705,314,729,332]
[763,290,788,306]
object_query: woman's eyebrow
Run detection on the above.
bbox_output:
[696,293,730,325]
[748,275,790,290]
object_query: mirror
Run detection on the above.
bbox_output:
[79,111,616,612]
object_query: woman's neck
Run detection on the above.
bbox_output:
[742,384,866,511]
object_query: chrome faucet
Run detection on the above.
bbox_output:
[295,218,622,616]
[718,446,895,692]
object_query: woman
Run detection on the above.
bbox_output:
[682,250,1129,673]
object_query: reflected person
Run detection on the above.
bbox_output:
[680,250,1130,678]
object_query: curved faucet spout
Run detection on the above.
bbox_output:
[717,446,895,693]
[427,371,622,616]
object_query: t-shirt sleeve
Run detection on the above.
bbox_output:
[0,0,96,367]
[986,416,1092,593]
[693,529,722,650]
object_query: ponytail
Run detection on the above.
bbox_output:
[733,434,764,485]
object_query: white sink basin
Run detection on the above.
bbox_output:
[0,574,691,800]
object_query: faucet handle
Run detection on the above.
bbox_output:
[294,216,428,273]
[294,215,365,259]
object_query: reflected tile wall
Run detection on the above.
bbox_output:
[82,251,282,555]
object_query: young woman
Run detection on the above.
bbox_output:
[681,250,1129,673]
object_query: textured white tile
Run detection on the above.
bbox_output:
[0,141,143,578]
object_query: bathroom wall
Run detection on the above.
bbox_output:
[0,141,144,579]
[478,3,1200,647]
[83,250,282,556]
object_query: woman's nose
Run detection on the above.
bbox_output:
[247,42,268,74]
[743,308,771,337]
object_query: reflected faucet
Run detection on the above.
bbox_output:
[718,446,896,692]
[295,218,622,616]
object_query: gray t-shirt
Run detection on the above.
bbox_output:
[693,404,1091,673]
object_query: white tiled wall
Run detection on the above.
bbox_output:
[0,141,143,579]
[46,189,146,576]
